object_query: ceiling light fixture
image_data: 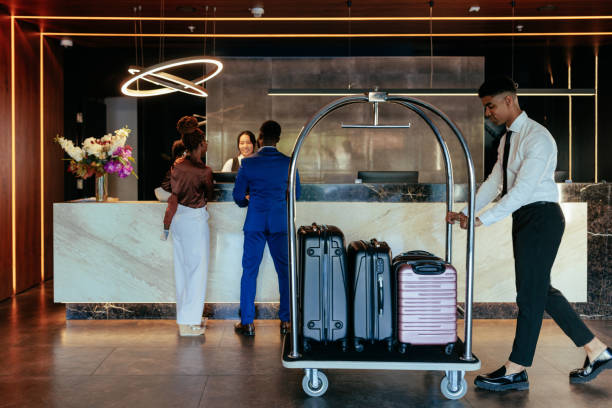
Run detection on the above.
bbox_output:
[120,57,223,97]
[468,6,480,13]
[266,88,595,97]
[59,37,73,47]
[17,15,612,21]
[250,6,264,18]
[121,2,223,98]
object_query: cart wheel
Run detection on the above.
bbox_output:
[399,344,407,354]
[440,376,467,400]
[445,342,455,355]
[302,371,329,397]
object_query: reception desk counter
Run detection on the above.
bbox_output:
[53,183,607,319]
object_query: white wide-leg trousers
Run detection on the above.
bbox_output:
[170,204,210,325]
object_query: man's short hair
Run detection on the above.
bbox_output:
[260,120,281,145]
[478,76,518,98]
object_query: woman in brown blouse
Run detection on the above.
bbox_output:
[163,116,214,336]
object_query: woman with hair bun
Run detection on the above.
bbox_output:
[163,116,215,336]
[221,130,257,172]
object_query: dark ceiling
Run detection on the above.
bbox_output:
[3,1,612,47]
[4,0,612,18]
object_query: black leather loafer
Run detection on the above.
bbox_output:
[474,366,529,391]
[570,347,612,384]
[234,322,255,337]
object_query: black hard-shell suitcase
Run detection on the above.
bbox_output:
[298,223,349,352]
[347,239,394,352]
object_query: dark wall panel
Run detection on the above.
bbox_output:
[43,38,64,281]
[598,47,612,183]
[14,21,41,293]
[0,14,13,300]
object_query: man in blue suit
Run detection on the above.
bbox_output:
[233,120,301,336]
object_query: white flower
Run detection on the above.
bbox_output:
[68,146,85,161]
[56,136,85,161]
[115,127,131,138]
[82,137,103,157]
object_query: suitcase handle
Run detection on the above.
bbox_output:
[377,274,384,315]
[401,250,435,257]
[413,260,446,275]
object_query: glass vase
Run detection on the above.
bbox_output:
[95,174,108,202]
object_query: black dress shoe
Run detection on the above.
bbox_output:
[570,347,612,384]
[234,322,255,336]
[474,366,529,392]
[280,321,290,335]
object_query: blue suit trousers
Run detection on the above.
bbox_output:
[240,231,290,324]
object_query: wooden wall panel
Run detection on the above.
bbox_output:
[14,21,42,293]
[43,38,64,281]
[0,14,13,301]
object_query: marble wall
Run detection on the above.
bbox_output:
[206,57,484,184]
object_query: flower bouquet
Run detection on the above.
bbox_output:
[55,126,137,201]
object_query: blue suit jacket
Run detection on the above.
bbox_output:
[233,147,301,233]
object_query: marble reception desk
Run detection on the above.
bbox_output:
[54,183,610,320]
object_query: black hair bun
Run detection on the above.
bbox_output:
[176,116,199,135]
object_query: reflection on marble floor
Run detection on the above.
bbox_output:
[1,282,611,408]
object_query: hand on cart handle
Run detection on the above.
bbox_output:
[446,211,482,229]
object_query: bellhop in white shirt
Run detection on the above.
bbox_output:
[471,110,559,225]
[447,76,611,393]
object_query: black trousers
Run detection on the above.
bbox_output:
[509,202,594,367]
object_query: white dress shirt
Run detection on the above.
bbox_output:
[221,154,245,172]
[464,111,559,226]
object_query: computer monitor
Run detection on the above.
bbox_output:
[357,171,418,183]
[213,172,237,183]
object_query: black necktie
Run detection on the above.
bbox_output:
[501,130,513,197]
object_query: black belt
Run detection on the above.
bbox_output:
[514,201,556,216]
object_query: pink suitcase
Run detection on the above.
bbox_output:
[395,257,457,355]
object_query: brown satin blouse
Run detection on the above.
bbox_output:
[163,157,214,228]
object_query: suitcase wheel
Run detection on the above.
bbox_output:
[440,374,467,400]
[387,339,394,352]
[303,340,311,353]
[399,343,408,354]
[302,370,329,397]
[445,342,455,355]
[340,339,348,352]
[353,339,364,352]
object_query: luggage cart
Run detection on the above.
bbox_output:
[283,91,481,400]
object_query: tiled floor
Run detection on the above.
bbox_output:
[0,282,610,408]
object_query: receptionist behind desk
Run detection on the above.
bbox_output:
[221,130,256,172]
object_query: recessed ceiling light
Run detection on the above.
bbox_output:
[250,6,264,18]
[468,6,480,13]
[516,24,524,32]
[537,5,557,12]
